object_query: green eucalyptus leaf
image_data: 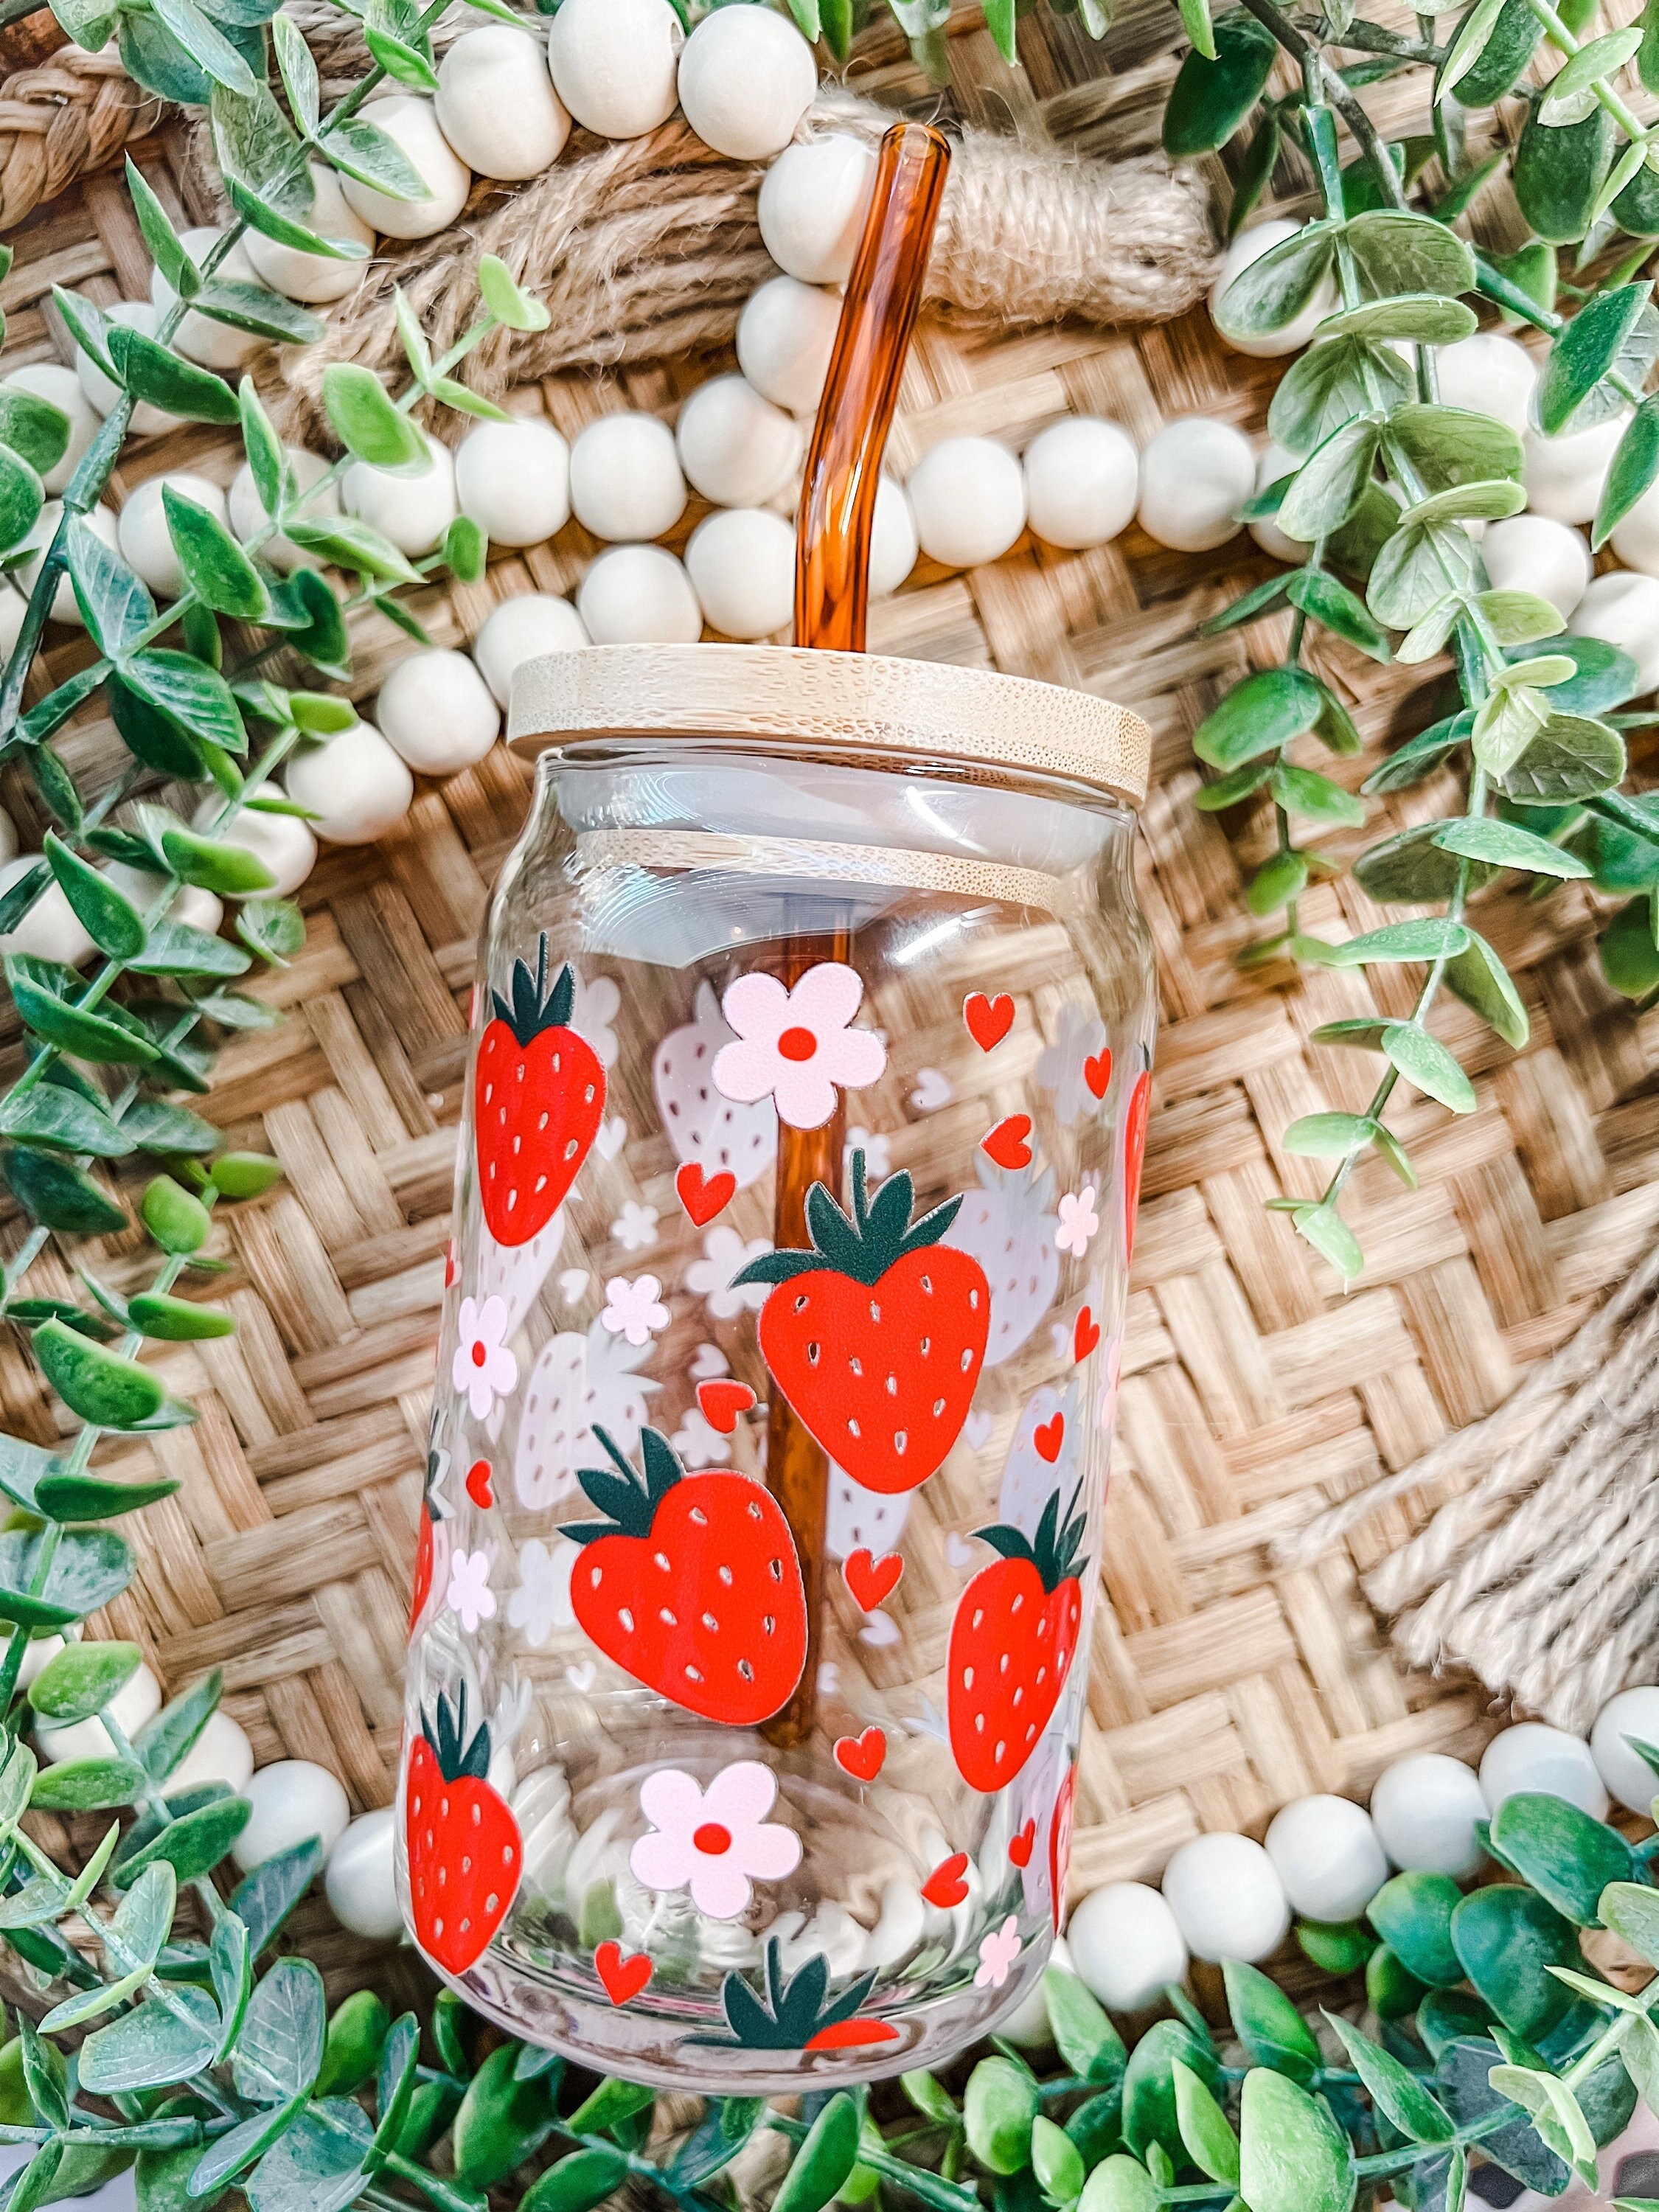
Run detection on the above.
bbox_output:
[1170,2061,1237,2185]
[1503,714,1627,802]
[1044,1967,1126,2086]
[36,1470,182,1517]
[1217,224,1339,340]
[104,324,240,425]
[136,1669,223,1785]
[0,1084,131,1158]
[32,1321,164,1429]
[1445,931,1531,1047]
[123,655,246,756]
[1368,521,1478,630]
[1382,1021,1477,1112]
[29,1641,142,1721]
[1279,417,1383,540]
[1345,208,1476,301]
[1284,568,1391,658]
[0,445,44,560]
[1222,1960,1321,2083]
[1595,393,1659,547]
[1122,2020,1219,2163]
[1238,2070,1354,2212]
[1452,1886,1579,2038]
[1325,2013,1453,2144]
[1489,1792,1637,1926]
[1368,1871,1464,1987]
[1540,283,1653,434]
[1270,335,1413,458]
[2,1148,128,1235]
[1514,104,1614,244]
[0,388,71,480]
[29,1756,149,1811]
[321,364,428,471]
[161,485,268,621]
[79,1989,220,2095]
[1192,667,1326,769]
[964,2057,1040,2175]
[1162,9,1277,155]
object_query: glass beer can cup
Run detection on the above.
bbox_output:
[399,643,1155,2089]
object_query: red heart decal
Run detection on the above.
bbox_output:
[444,1239,460,1289]
[964,992,1015,1052]
[1085,1048,1113,1101]
[922,1851,970,1907]
[834,1727,886,1782]
[465,1458,494,1509]
[844,1548,904,1612]
[1034,1414,1065,1464]
[981,1113,1033,1171]
[697,1379,757,1436]
[595,1939,652,2006]
[1074,1307,1101,1362]
[676,1161,737,1228]
[1009,1820,1036,1868]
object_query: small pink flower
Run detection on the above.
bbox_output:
[630,1760,801,1921]
[601,1274,669,1348]
[445,1548,495,1634]
[1055,1186,1101,1258]
[975,1913,1022,1989]
[713,962,886,1132]
[453,1295,517,1420]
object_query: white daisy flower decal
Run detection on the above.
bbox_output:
[445,1548,496,1634]
[687,1227,772,1321]
[1055,1186,1101,1258]
[507,1537,577,1650]
[974,1914,1022,1989]
[629,1760,801,1921]
[601,1273,670,1348]
[712,961,886,1131]
[452,1295,518,1420]
[611,1200,660,1253]
[672,1407,732,1470]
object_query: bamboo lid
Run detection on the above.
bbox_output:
[507,644,1151,808]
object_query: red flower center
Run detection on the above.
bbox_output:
[692,1821,732,1856]
[471,1342,487,1367]
[776,1026,818,1062]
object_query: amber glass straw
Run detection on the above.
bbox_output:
[762,122,952,1750]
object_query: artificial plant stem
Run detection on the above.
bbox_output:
[1518,0,1651,145]
[1232,0,1411,207]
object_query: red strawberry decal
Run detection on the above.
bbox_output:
[948,1485,1088,1795]
[1084,1048,1112,1102]
[404,1688,521,1977]
[732,1151,990,1496]
[476,939,605,1248]
[409,1446,453,1637]
[563,1427,807,1727]
[696,1378,757,1435]
[1049,1761,1078,1931]
[1009,1819,1037,1868]
[1073,1307,1100,1362]
[1123,1065,1151,1265]
[677,1162,737,1228]
[595,1939,653,2006]
[922,1851,970,1907]
[982,1114,1033,1170]
[844,1548,903,1612]
[964,992,1015,1051]
[834,1727,886,1782]
[465,1458,494,1509]
[1034,1414,1065,1464]
[700,1937,895,2053]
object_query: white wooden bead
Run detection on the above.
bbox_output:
[344,434,458,556]
[117,472,229,601]
[871,473,917,596]
[568,412,686,541]
[229,445,338,571]
[1024,417,1139,550]
[285,719,414,844]
[908,437,1027,568]
[1523,411,1626,525]
[577,543,702,644]
[676,375,801,509]
[243,164,375,305]
[1068,1882,1189,2010]
[1435,332,1538,439]
[1265,1795,1390,1922]
[19,500,119,625]
[1368,1753,1487,1877]
[378,647,501,773]
[685,507,795,639]
[737,276,842,416]
[473,591,589,709]
[1571,571,1659,695]
[1211,219,1337,358]
[15,1633,63,1691]
[1592,1687,1659,1814]
[455,417,571,546]
[36,1663,161,1765]
[192,797,318,898]
[0,804,15,868]
[0,588,24,667]
[1138,417,1255,552]
[232,1759,351,1873]
[437,25,571,180]
[547,0,683,139]
[1161,1833,1290,1964]
[1,364,98,495]
[1249,442,1306,563]
[102,862,223,936]
[0,858,94,966]
[166,1711,255,1796]
[1481,513,1590,622]
[74,300,181,437]
[1480,1722,1608,1818]
[152,227,262,370]
[326,1807,403,1938]
[678,4,817,161]
[759,135,877,285]
[1613,475,1659,577]
[341,97,471,239]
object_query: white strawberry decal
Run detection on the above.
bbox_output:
[513,1318,660,1512]
[476,1209,566,1337]
[998,1380,1082,1542]
[653,981,777,1190]
[942,1157,1060,1368]
[825,1464,914,1562]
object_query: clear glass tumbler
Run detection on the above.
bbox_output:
[398,641,1153,2090]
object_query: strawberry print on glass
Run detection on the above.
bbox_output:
[405,1690,521,1978]
[476,939,605,1248]
[948,1486,1088,1794]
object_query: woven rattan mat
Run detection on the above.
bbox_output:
[4,4,1654,1997]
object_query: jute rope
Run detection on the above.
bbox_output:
[1276,1238,1659,1732]
[0,41,162,229]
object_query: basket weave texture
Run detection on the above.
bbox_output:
[1,0,1649,1995]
